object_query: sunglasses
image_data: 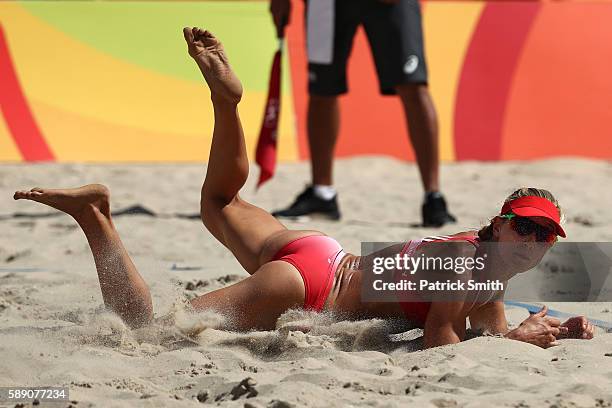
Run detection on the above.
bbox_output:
[500,213,557,243]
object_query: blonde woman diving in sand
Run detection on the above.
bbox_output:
[14,28,594,349]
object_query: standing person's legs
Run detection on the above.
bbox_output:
[308,95,339,187]
[272,0,361,220]
[396,83,439,193]
[364,0,455,226]
[13,185,153,328]
[305,0,355,190]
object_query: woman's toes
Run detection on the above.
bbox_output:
[13,190,42,200]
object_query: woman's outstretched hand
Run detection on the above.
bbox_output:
[505,306,569,348]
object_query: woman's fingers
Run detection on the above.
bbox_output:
[558,316,595,339]
[535,305,548,317]
[544,316,561,327]
[538,334,558,348]
[583,322,595,339]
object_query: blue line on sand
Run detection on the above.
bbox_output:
[505,301,612,332]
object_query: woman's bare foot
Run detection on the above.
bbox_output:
[183,27,243,104]
[13,184,110,219]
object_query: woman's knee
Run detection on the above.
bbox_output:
[199,194,247,242]
[200,191,241,217]
[200,194,225,236]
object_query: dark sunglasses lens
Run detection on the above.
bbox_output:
[512,218,536,236]
[513,218,555,242]
[536,228,556,243]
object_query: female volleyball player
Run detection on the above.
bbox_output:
[13,28,593,348]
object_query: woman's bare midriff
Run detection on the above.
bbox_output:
[324,253,406,319]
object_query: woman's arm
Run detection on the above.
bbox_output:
[469,301,509,334]
[423,302,468,348]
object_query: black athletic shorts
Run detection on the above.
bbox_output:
[305,0,428,96]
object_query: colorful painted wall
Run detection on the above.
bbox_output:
[1,1,611,163]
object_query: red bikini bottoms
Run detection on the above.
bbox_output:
[271,235,345,311]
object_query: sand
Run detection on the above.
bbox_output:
[1,157,612,407]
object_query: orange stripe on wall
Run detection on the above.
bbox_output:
[423,1,484,162]
[336,26,413,160]
[454,2,540,161]
[0,111,22,161]
[29,100,211,162]
[501,3,612,159]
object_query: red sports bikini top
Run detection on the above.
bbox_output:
[397,233,480,327]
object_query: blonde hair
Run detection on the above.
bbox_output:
[477,188,564,241]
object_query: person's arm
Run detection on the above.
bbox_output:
[469,301,509,334]
[270,0,290,38]
[423,302,467,348]
[417,242,475,348]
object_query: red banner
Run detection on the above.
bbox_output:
[255,44,283,188]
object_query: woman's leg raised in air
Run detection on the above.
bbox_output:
[183,28,313,329]
[184,27,318,273]
[13,185,153,328]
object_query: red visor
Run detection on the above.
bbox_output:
[501,196,566,238]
